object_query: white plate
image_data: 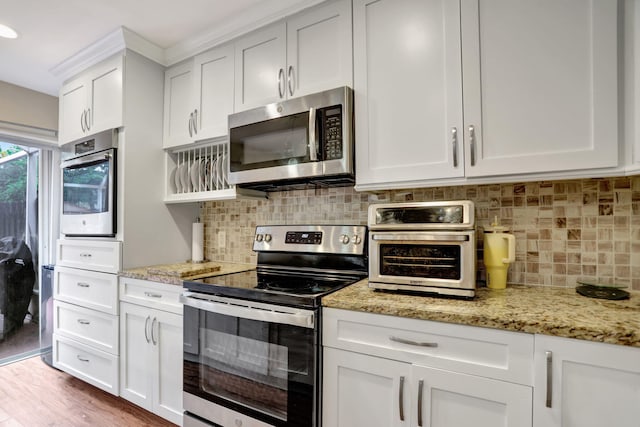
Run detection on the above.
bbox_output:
[180,162,191,192]
[170,166,179,193]
[219,153,228,188]
[190,160,201,192]
[174,164,182,193]
[211,156,220,190]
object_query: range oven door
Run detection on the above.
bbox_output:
[60,148,116,237]
[369,231,476,295]
[181,292,318,427]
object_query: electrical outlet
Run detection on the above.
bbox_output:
[217,231,226,249]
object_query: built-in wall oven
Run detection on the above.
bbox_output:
[60,129,117,237]
[181,225,367,427]
[368,201,477,298]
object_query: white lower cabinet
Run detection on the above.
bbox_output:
[322,308,533,427]
[119,278,183,426]
[533,335,640,427]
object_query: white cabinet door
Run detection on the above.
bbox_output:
[414,365,532,427]
[533,335,640,427]
[163,61,194,148]
[354,0,464,188]
[193,45,235,140]
[461,0,618,176]
[323,347,411,427]
[59,77,88,143]
[151,308,183,425]
[286,0,352,98]
[234,24,287,111]
[88,55,123,136]
[120,302,153,410]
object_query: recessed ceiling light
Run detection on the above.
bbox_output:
[0,24,18,39]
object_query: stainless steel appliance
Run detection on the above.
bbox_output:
[181,224,367,427]
[228,86,354,191]
[368,201,477,298]
[60,129,117,237]
[40,264,54,367]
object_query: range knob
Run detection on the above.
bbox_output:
[264,234,272,243]
[352,235,362,245]
[340,234,350,244]
[255,234,264,242]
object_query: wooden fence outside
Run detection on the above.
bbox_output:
[0,202,26,240]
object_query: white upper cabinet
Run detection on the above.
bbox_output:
[354,0,464,187]
[163,44,235,149]
[355,0,619,190]
[461,0,618,177]
[59,54,123,145]
[234,0,352,111]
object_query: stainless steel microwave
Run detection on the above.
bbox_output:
[228,86,354,191]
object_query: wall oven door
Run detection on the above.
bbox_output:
[369,231,476,297]
[182,292,318,427]
[60,148,116,237]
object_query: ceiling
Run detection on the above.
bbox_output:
[0,0,315,97]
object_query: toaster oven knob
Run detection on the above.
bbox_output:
[264,234,272,243]
[353,235,362,245]
[340,234,350,244]
[255,234,264,242]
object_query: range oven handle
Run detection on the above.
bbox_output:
[371,233,470,242]
[180,291,315,329]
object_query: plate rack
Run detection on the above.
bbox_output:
[164,141,263,203]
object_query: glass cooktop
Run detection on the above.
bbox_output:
[183,269,364,309]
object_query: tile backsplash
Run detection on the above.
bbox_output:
[201,176,640,290]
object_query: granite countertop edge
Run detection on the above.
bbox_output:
[321,280,640,348]
[119,261,256,286]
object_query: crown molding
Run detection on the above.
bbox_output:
[49,27,164,82]
[164,0,326,65]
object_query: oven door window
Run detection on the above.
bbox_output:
[62,158,111,215]
[184,307,316,426]
[230,111,313,172]
[380,244,462,280]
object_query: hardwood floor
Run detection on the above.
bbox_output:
[0,356,178,427]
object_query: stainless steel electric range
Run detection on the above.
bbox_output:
[181,224,368,427]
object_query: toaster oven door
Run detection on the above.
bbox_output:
[369,231,476,295]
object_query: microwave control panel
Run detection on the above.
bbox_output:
[321,106,343,160]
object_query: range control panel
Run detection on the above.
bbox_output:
[253,225,366,255]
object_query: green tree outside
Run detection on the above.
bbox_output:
[0,145,27,204]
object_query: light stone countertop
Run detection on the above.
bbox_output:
[119,261,255,286]
[322,279,640,347]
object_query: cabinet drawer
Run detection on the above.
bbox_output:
[54,266,118,315]
[53,300,118,355]
[323,308,534,385]
[53,333,119,395]
[119,277,183,315]
[57,239,122,273]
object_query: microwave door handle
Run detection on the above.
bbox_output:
[308,107,318,161]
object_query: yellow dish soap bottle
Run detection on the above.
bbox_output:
[483,216,515,289]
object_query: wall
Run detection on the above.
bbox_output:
[0,81,58,130]
[201,176,640,290]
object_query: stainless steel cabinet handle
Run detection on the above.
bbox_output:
[77,355,89,362]
[546,350,553,408]
[77,282,90,288]
[390,336,438,348]
[308,107,317,161]
[144,292,162,298]
[79,252,92,258]
[417,379,424,426]
[399,376,405,421]
[287,65,294,96]
[188,112,194,137]
[151,317,158,345]
[144,316,151,343]
[452,127,459,168]
[77,319,90,325]
[469,125,476,166]
[278,68,285,98]
[80,110,86,133]
[85,108,91,131]
[193,109,198,134]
